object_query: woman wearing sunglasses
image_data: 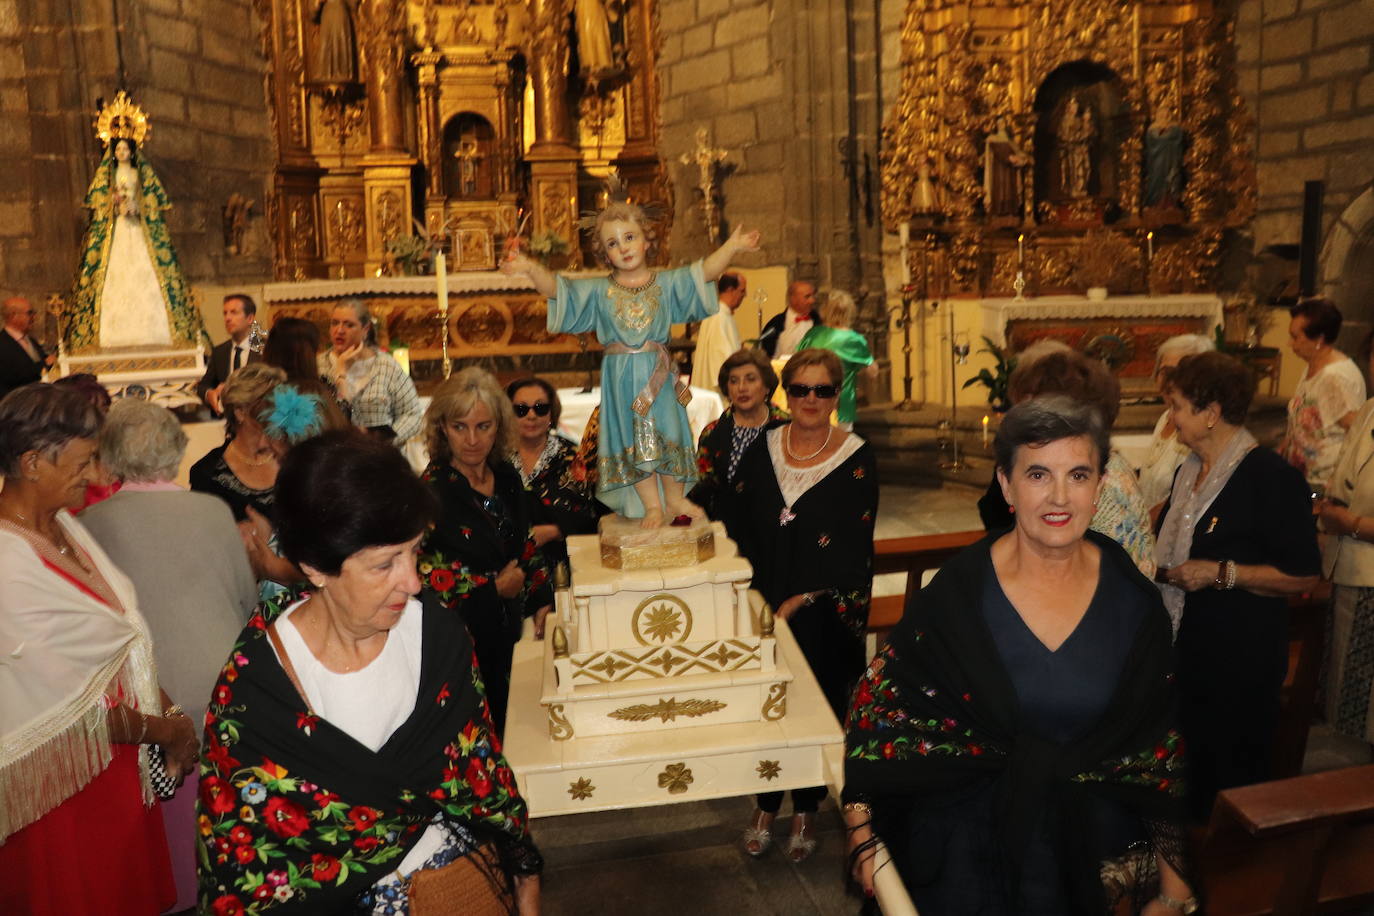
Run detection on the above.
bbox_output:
[724,347,879,863]
[505,376,602,571]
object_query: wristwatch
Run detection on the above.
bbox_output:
[1157,892,1199,914]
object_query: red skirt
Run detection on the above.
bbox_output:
[0,744,174,914]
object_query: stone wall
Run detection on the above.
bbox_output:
[1235,0,1374,255]
[0,0,273,331]
[656,0,888,318]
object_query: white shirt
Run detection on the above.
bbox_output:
[273,597,446,878]
[229,340,249,372]
[775,310,813,358]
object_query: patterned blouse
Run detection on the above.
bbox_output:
[1280,356,1366,490]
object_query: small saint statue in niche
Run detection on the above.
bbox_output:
[1057,96,1096,199]
[1144,97,1186,211]
[983,120,1030,219]
[913,159,939,214]
[312,0,357,86]
[455,138,482,197]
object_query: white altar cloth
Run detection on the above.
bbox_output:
[979,293,1224,347]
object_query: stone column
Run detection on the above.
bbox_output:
[527,0,581,261]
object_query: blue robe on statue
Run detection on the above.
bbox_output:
[548,263,715,517]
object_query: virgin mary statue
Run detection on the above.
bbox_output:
[68,94,201,352]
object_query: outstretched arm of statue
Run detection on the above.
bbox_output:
[702,225,760,282]
[502,250,558,298]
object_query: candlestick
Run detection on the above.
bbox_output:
[899,222,911,285]
[982,414,990,449]
[435,251,449,315]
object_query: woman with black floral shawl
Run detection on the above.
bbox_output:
[197,431,541,915]
[687,347,789,522]
[419,369,553,737]
[844,397,1191,916]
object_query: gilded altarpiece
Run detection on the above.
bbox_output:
[883,0,1256,300]
[254,0,670,313]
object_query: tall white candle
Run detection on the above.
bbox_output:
[899,222,911,284]
[1147,231,1155,263]
[1017,233,1025,268]
[435,250,449,314]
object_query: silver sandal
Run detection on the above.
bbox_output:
[785,813,818,863]
[742,810,774,857]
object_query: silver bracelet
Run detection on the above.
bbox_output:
[1224,559,1237,590]
[1157,892,1199,913]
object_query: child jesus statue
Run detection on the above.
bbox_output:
[503,202,760,527]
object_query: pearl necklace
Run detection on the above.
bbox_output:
[784,424,833,462]
[230,439,275,468]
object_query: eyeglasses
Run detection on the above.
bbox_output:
[512,401,552,418]
[785,382,839,400]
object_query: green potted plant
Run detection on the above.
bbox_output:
[961,336,1017,413]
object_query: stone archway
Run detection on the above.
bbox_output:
[1319,184,1374,350]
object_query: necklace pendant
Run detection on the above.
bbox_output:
[779,506,796,527]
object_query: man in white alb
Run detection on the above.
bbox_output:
[691,271,746,390]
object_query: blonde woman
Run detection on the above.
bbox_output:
[418,368,553,734]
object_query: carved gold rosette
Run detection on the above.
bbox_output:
[883,0,1256,296]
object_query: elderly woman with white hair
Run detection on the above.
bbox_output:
[1137,333,1216,512]
[797,289,877,429]
[78,398,258,913]
[418,368,553,735]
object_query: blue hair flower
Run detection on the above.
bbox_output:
[261,385,324,444]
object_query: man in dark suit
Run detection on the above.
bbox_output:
[197,293,261,415]
[758,280,821,358]
[0,296,53,402]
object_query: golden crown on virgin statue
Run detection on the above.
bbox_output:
[93,90,151,148]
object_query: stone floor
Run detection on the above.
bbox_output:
[536,481,1373,915]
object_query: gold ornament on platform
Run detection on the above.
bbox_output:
[631,594,693,646]
[756,760,781,782]
[547,703,574,741]
[607,697,726,724]
[761,682,787,721]
[657,762,694,795]
[94,91,150,147]
[568,777,595,800]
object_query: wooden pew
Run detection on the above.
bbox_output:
[869,530,984,639]
[1274,587,1330,779]
[1200,764,1374,915]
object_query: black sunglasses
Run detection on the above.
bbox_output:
[512,401,552,418]
[785,382,839,400]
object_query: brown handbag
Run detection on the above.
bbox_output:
[407,842,515,916]
[265,624,516,916]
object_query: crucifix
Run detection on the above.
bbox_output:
[679,127,730,244]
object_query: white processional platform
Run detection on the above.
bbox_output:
[502,522,844,817]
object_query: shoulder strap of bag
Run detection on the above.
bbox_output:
[267,621,312,710]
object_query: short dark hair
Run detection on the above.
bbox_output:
[274,429,437,575]
[0,383,102,477]
[1008,350,1121,427]
[718,272,742,294]
[51,373,113,416]
[1166,351,1256,426]
[1290,298,1342,345]
[717,348,778,398]
[781,347,842,388]
[994,395,1110,475]
[505,376,562,428]
[224,293,257,317]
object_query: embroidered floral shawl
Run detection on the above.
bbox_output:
[196,594,535,914]
[845,531,1188,914]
